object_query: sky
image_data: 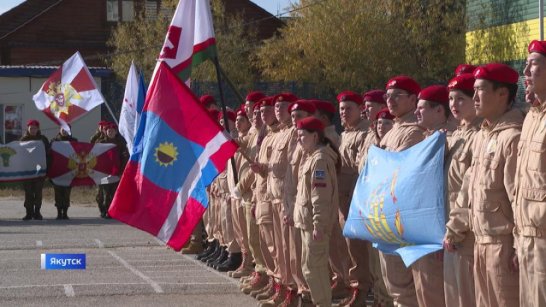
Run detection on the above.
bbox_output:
[0,1,296,16]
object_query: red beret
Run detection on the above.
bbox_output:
[448,73,475,93]
[386,76,421,96]
[27,119,40,127]
[311,100,336,115]
[363,89,386,104]
[199,94,216,106]
[474,63,519,85]
[218,110,236,122]
[106,122,118,130]
[260,97,275,107]
[296,117,324,132]
[246,91,266,102]
[208,109,220,120]
[454,64,477,76]
[252,101,262,111]
[418,85,449,106]
[98,120,109,127]
[274,93,298,103]
[528,40,546,56]
[289,100,317,114]
[337,91,363,105]
[375,108,395,121]
[236,109,248,119]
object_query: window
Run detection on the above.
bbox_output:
[106,0,119,22]
[106,0,134,22]
[122,1,135,21]
[146,0,158,20]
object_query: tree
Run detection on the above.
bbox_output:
[254,0,465,93]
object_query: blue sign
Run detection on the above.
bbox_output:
[343,131,446,267]
[41,253,86,270]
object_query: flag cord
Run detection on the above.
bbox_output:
[213,57,238,184]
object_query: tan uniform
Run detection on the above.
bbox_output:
[379,111,424,307]
[294,144,339,306]
[255,123,280,277]
[268,123,298,287]
[514,102,546,307]
[444,118,482,307]
[324,125,341,149]
[217,169,240,253]
[467,108,523,307]
[338,119,372,291]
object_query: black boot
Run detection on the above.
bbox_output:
[56,207,63,220]
[216,252,242,272]
[201,243,222,263]
[33,205,43,220]
[62,208,69,220]
[209,247,228,268]
[22,207,33,221]
[197,240,218,261]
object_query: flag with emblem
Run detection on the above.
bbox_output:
[155,0,216,83]
[48,141,120,187]
[108,62,237,251]
[32,52,105,133]
[0,141,46,182]
[119,61,146,154]
[343,131,446,267]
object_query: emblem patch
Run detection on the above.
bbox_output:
[314,170,325,180]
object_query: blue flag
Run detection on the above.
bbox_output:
[343,131,446,267]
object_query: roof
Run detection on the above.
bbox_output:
[0,65,112,78]
[0,0,63,41]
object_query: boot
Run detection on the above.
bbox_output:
[181,241,204,254]
[56,207,63,220]
[241,273,269,295]
[333,287,366,307]
[62,208,69,220]
[298,292,315,307]
[331,279,351,300]
[202,243,222,263]
[33,205,43,220]
[255,280,278,301]
[259,284,287,306]
[197,240,218,260]
[217,252,242,272]
[230,252,253,278]
[210,247,229,269]
[279,288,299,307]
[22,207,33,221]
[250,276,274,298]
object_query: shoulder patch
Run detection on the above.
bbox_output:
[314,169,326,180]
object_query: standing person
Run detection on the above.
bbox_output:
[20,119,49,220]
[294,117,340,307]
[99,123,128,218]
[313,100,341,148]
[50,126,78,220]
[516,40,546,307]
[467,63,522,307]
[379,75,423,307]
[91,120,108,217]
[336,91,372,306]
[442,73,481,307]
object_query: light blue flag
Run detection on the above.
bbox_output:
[343,131,446,267]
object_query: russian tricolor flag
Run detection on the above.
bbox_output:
[108,62,237,251]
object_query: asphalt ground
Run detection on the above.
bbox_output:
[0,197,256,306]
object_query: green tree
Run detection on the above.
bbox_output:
[254,0,465,93]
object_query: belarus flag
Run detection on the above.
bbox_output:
[32,52,105,133]
[157,0,217,83]
[48,141,121,187]
[108,62,237,251]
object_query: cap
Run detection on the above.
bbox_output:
[473,63,519,84]
[260,97,275,107]
[237,109,248,119]
[98,120,109,127]
[375,108,395,121]
[246,91,266,102]
[386,76,421,96]
[106,122,118,130]
[27,119,40,127]
[454,64,477,76]
[528,40,546,56]
[296,117,325,132]
[199,94,216,106]
[312,100,336,115]
[363,89,386,104]
[274,93,298,104]
[289,100,317,114]
[208,109,220,120]
[253,101,263,111]
[448,73,476,93]
[218,110,237,122]
[418,85,449,106]
[337,91,363,105]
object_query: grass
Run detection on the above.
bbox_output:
[0,182,98,206]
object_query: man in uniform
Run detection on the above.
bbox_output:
[313,100,341,148]
[467,63,522,306]
[517,40,546,306]
[335,91,372,306]
[379,75,424,307]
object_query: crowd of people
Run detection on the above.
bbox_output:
[20,120,128,221]
[182,40,546,307]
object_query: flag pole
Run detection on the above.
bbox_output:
[212,57,238,183]
[104,100,119,125]
[217,64,245,105]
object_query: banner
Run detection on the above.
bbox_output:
[119,61,146,154]
[0,141,46,182]
[343,131,446,267]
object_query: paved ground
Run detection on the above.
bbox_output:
[0,197,256,306]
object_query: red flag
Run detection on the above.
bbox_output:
[32,52,105,133]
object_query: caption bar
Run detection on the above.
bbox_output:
[41,253,86,270]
